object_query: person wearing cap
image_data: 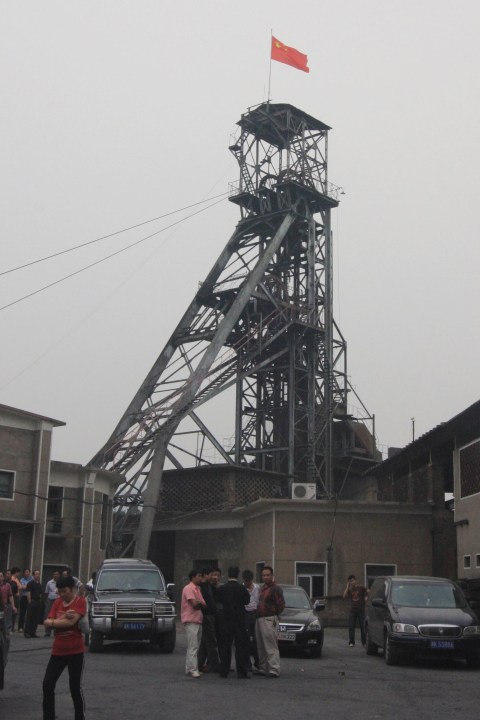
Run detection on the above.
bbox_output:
[343,574,368,646]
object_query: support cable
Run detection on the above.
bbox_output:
[0,196,226,313]
[0,191,229,277]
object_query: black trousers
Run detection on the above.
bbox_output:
[198,614,220,670]
[348,608,366,645]
[43,652,85,720]
[217,614,250,677]
[18,595,28,630]
[25,600,41,637]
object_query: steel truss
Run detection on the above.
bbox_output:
[91,103,362,558]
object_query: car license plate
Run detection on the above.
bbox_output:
[429,640,454,650]
[307,639,318,645]
[278,632,296,641]
[123,622,145,631]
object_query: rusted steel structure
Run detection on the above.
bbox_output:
[91,102,372,558]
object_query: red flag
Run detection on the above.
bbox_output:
[271,36,309,73]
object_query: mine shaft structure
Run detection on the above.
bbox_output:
[91,103,357,558]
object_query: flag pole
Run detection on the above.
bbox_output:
[267,29,272,110]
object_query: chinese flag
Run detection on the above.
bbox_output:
[271,36,309,73]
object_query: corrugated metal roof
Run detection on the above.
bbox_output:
[366,398,480,475]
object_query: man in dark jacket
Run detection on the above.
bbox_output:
[198,567,221,672]
[25,569,43,638]
[218,566,250,678]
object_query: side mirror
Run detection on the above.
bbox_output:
[313,600,325,611]
[372,597,387,608]
[167,583,175,601]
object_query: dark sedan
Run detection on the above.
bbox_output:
[278,585,325,658]
[365,576,480,667]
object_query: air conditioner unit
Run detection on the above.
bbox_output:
[291,483,316,500]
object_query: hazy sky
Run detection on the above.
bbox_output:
[2,0,480,465]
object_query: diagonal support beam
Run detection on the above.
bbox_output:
[134,212,295,557]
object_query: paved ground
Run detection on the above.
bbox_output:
[2,624,479,719]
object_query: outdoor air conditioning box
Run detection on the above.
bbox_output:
[291,483,316,500]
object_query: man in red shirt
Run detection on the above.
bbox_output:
[180,569,206,678]
[43,575,87,720]
[0,571,16,634]
[255,566,285,678]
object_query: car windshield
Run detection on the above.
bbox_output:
[282,587,312,609]
[96,569,165,593]
[391,582,465,609]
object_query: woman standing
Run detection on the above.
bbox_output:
[42,574,87,720]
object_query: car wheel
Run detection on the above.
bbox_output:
[384,632,399,665]
[158,626,176,654]
[466,652,480,669]
[149,638,162,652]
[308,644,322,658]
[89,630,104,653]
[365,626,378,655]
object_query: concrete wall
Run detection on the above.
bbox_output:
[173,527,243,600]
[0,420,53,571]
[454,440,480,580]
[153,500,437,625]
[242,502,434,625]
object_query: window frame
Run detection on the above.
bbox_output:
[364,563,397,589]
[46,485,64,534]
[464,555,471,570]
[294,561,327,598]
[459,437,480,499]
[0,469,15,501]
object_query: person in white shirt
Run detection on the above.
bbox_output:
[43,571,60,637]
[242,569,260,670]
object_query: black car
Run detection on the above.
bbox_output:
[0,597,10,690]
[278,585,325,658]
[365,575,480,667]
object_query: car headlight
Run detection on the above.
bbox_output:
[307,618,321,631]
[463,625,480,636]
[392,623,418,634]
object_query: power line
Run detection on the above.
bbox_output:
[0,196,226,313]
[0,191,229,277]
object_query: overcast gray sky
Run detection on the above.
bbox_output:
[2,0,480,464]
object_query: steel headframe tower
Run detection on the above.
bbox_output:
[90,102,349,558]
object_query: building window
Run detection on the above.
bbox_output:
[255,562,265,583]
[0,470,15,500]
[295,562,326,598]
[46,486,63,533]
[460,438,480,498]
[476,554,480,569]
[365,563,397,589]
[100,494,109,550]
[464,555,471,570]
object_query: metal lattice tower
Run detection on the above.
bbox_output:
[90,102,354,558]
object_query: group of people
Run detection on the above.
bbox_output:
[0,565,87,720]
[181,564,285,679]
[0,566,83,638]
